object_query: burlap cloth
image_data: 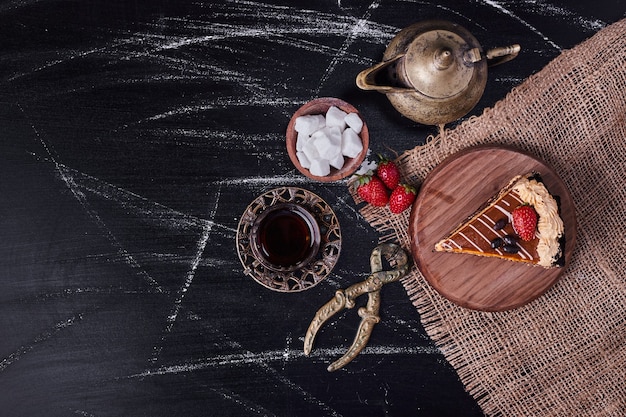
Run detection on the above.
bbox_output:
[352,19,626,416]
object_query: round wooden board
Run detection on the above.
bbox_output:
[409,146,576,311]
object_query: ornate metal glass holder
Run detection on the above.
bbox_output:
[236,187,341,292]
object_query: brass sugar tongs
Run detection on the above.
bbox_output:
[303,243,409,371]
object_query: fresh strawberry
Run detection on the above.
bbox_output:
[512,204,538,241]
[389,183,417,214]
[356,172,389,207]
[376,155,400,190]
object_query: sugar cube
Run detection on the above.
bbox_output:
[294,114,325,136]
[296,131,310,152]
[344,112,363,134]
[313,126,342,160]
[309,158,330,177]
[341,128,363,158]
[296,151,311,169]
[329,153,345,170]
[302,139,320,162]
[325,106,348,130]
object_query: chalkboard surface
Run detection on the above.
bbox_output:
[1,1,623,416]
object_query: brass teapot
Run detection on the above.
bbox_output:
[356,20,520,125]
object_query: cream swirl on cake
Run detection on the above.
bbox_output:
[512,176,564,267]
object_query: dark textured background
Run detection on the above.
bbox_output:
[1,1,624,416]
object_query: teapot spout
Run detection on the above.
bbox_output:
[356,54,412,93]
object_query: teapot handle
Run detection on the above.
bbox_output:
[485,44,521,67]
[356,54,413,93]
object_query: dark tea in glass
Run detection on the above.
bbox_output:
[251,203,320,271]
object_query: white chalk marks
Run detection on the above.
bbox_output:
[0,315,83,372]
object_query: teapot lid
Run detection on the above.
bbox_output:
[394,21,486,99]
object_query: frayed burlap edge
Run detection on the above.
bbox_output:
[350,19,626,417]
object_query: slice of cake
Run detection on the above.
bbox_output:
[434,173,565,268]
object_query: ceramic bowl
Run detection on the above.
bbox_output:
[286,97,369,182]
